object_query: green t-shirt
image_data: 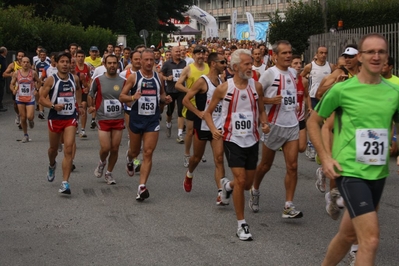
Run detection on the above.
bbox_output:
[316,76,399,180]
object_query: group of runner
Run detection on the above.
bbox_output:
[1,33,398,265]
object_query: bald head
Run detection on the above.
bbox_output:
[171,46,181,61]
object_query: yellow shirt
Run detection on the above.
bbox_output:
[387,75,399,86]
[183,63,209,117]
[84,56,102,68]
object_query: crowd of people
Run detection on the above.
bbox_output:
[0,33,398,265]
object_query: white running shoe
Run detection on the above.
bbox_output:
[249,188,260,213]
[326,188,341,220]
[183,155,190,168]
[315,167,326,193]
[94,161,106,178]
[105,172,116,185]
[236,223,253,241]
[220,177,232,205]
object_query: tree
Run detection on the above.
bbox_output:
[268,1,324,55]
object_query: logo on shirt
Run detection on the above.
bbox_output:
[240,93,247,101]
[287,79,291,85]
[113,85,120,91]
[239,113,247,119]
[367,130,379,140]
[144,97,152,102]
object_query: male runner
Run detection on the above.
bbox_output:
[39,52,83,194]
[119,49,171,201]
[88,55,126,185]
[10,57,41,142]
[182,52,226,204]
[307,33,399,266]
[204,49,269,241]
[250,40,303,218]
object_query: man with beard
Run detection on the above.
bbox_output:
[88,55,126,185]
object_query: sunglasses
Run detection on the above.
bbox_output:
[215,60,227,64]
[343,54,356,59]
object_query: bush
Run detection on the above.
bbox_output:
[0,5,116,53]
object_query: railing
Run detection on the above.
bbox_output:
[306,23,399,75]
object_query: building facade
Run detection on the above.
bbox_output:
[194,0,310,39]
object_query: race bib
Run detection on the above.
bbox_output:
[138,96,156,115]
[231,112,253,137]
[18,83,32,102]
[104,99,122,117]
[281,89,296,112]
[57,97,75,115]
[356,129,388,165]
[172,69,183,82]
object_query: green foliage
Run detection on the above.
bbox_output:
[0,5,116,52]
[268,1,324,55]
[326,0,399,30]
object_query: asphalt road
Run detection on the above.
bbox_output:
[0,98,398,266]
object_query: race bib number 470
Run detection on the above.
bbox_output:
[356,129,388,165]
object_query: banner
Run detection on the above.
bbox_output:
[231,10,237,39]
[184,5,218,38]
[236,22,269,41]
[245,12,256,41]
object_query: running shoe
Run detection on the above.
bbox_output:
[90,119,96,129]
[282,204,303,219]
[15,114,20,125]
[105,172,116,185]
[326,188,341,220]
[220,177,232,205]
[134,159,141,173]
[80,129,87,138]
[183,172,193,192]
[183,155,190,168]
[236,223,253,241]
[176,134,184,144]
[126,151,135,176]
[308,142,316,160]
[71,163,76,172]
[166,124,171,138]
[38,112,45,120]
[94,160,106,178]
[216,191,223,205]
[58,142,63,152]
[201,155,206,162]
[348,250,357,266]
[28,120,34,129]
[47,162,57,182]
[136,186,149,201]
[315,167,326,193]
[249,188,260,213]
[59,181,71,194]
[21,134,29,143]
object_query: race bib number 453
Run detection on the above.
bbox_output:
[356,129,388,165]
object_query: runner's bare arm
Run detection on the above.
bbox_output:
[182,78,206,119]
[3,62,14,78]
[316,69,344,100]
[175,65,190,93]
[39,76,63,112]
[300,63,311,78]
[119,72,140,103]
[10,72,17,94]
[255,81,270,134]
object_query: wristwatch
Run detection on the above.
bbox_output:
[51,104,55,109]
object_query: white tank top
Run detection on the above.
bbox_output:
[201,75,223,130]
[309,61,331,98]
[221,78,259,148]
[252,64,266,77]
[264,66,298,127]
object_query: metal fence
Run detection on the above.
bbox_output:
[305,23,399,76]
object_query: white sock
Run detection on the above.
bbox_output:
[106,171,111,175]
[351,244,358,252]
[166,122,171,128]
[252,188,260,194]
[237,219,246,228]
[178,129,183,135]
[186,171,193,178]
[285,201,293,209]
